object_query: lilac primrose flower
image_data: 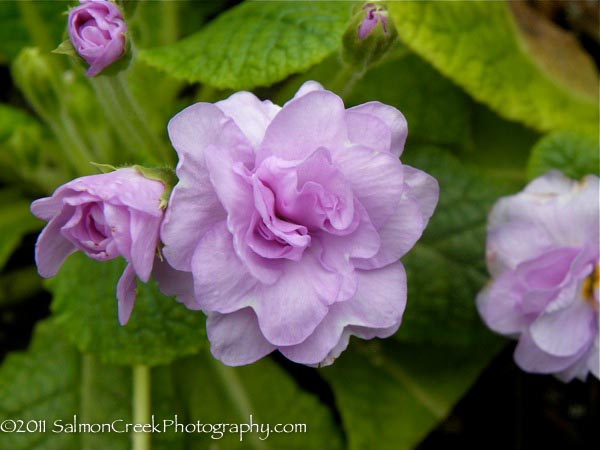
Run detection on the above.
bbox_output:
[161,81,439,366]
[477,172,599,381]
[68,0,127,77]
[31,168,165,325]
[358,3,388,40]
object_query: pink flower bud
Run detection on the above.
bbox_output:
[68,0,127,77]
[358,3,388,40]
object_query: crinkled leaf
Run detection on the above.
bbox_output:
[0,320,191,450]
[322,338,501,450]
[527,131,600,180]
[399,146,513,346]
[140,1,352,89]
[0,320,130,450]
[0,189,42,270]
[457,102,538,187]
[48,253,206,366]
[348,52,471,148]
[388,1,599,134]
[172,351,344,450]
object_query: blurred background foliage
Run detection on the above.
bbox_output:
[0,1,598,449]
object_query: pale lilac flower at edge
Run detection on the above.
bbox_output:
[68,0,127,77]
[477,172,600,381]
[31,168,165,325]
[160,80,439,367]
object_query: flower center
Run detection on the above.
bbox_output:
[582,264,599,309]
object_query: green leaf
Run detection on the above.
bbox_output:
[140,1,352,89]
[457,102,539,187]
[399,146,513,346]
[348,52,472,148]
[527,130,600,180]
[0,320,189,450]
[0,320,343,449]
[48,253,206,366]
[0,320,131,450]
[321,338,501,450]
[0,1,70,63]
[173,352,344,450]
[0,189,42,270]
[388,1,599,134]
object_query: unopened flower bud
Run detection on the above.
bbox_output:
[342,2,397,69]
[68,0,128,77]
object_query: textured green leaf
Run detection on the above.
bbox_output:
[388,1,599,134]
[140,1,352,89]
[0,320,342,449]
[322,338,501,450]
[0,320,131,450]
[0,189,42,270]
[527,131,600,180]
[348,53,471,148]
[0,320,191,450]
[173,352,344,450]
[48,253,206,366]
[399,146,513,346]
[458,102,539,187]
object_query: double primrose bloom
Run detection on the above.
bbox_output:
[477,172,599,381]
[32,82,439,366]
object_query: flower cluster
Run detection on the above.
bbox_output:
[33,82,439,366]
[477,172,599,381]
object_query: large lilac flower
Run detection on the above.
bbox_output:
[31,168,165,325]
[477,172,599,381]
[161,81,439,366]
[68,0,127,77]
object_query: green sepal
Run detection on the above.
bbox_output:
[90,162,118,174]
[52,39,77,58]
[132,165,177,209]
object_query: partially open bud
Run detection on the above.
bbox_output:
[68,0,128,77]
[342,2,397,69]
[358,3,388,40]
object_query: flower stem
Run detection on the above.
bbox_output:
[210,359,266,450]
[132,365,151,450]
[91,74,170,165]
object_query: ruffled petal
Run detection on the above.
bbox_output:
[162,102,251,270]
[514,330,592,374]
[530,299,596,357]
[128,210,160,282]
[402,165,439,223]
[258,90,347,163]
[345,110,392,153]
[476,271,528,335]
[334,145,404,228]
[253,251,340,346]
[35,207,76,278]
[116,263,137,325]
[347,102,407,157]
[191,221,258,313]
[207,309,277,366]
[353,194,425,270]
[279,262,406,365]
[152,257,198,309]
[216,91,280,149]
